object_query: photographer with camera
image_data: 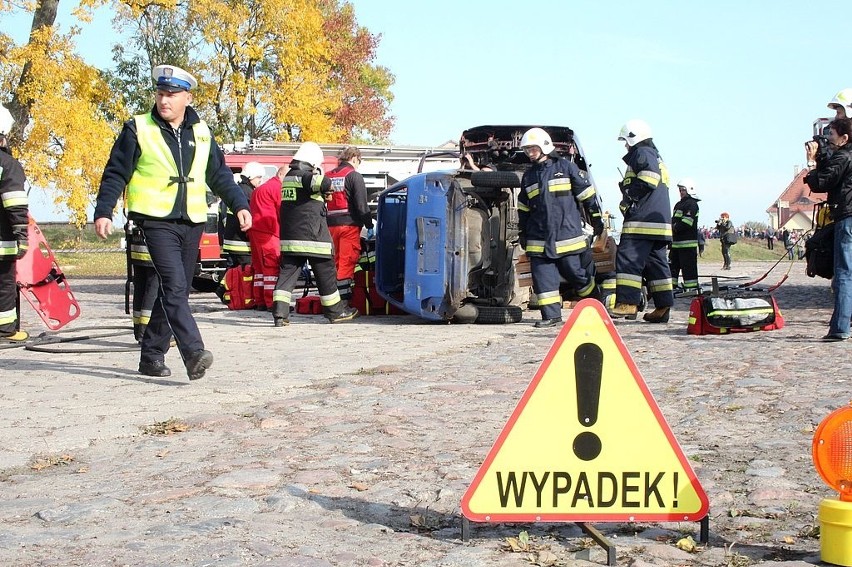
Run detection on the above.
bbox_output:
[805,117,852,341]
[715,213,735,270]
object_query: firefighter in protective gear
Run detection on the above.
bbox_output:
[670,178,700,294]
[249,166,285,310]
[612,119,674,323]
[327,146,373,302]
[95,64,251,380]
[271,142,358,326]
[0,104,30,343]
[829,88,852,119]
[223,161,264,266]
[518,127,604,329]
[126,219,159,341]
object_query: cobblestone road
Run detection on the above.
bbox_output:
[0,259,845,566]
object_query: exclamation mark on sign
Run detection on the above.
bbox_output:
[672,471,679,507]
[573,343,603,461]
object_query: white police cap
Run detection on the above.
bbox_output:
[152,64,198,92]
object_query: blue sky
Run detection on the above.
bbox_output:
[4,0,845,225]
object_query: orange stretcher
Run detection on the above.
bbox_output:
[15,220,80,330]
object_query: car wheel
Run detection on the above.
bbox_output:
[475,305,523,324]
[470,171,521,189]
[192,275,220,293]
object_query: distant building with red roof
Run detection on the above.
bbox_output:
[766,167,823,231]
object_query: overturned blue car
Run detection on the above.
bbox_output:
[373,125,599,324]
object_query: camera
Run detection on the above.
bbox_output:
[813,134,831,158]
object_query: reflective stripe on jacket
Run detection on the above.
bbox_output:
[279,163,334,258]
[518,155,602,258]
[0,150,29,259]
[671,195,699,249]
[126,114,211,222]
[619,141,672,241]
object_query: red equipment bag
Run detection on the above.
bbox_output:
[15,220,80,330]
[295,295,323,314]
[687,290,784,335]
[219,264,255,310]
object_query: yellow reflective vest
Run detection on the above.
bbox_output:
[126,114,211,222]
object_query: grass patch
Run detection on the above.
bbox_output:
[700,237,798,263]
[54,252,126,278]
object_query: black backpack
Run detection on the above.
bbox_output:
[805,226,834,279]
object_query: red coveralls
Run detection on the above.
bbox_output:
[248,177,282,309]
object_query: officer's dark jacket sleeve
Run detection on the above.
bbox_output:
[206,138,248,214]
[94,120,140,220]
[345,170,373,229]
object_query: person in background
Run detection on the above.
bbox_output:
[805,117,852,341]
[766,225,775,250]
[0,104,30,343]
[223,161,264,267]
[669,178,700,294]
[249,166,285,311]
[697,228,706,257]
[518,127,604,328]
[271,142,358,326]
[716,213,735,270]
[610,119,674,323]
[781,227,793,260]
[326,146,373,303]
[94,64,251,380]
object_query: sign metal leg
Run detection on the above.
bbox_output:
[576,522,616,566]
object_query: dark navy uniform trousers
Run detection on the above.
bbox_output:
[139,220,205,364]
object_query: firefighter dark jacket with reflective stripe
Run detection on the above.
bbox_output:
[518,154,602,258]
[279,161,334,258]
[0,148,29,259]
[671,195,700,249]
[619,140,672,242]
[222,178,255,254]
[94,105,248,224]
[326,161,373,229]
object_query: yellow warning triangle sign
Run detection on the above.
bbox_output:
[461,299,709,522]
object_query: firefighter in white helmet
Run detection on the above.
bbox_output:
[670,178,701,295]
[222,161,265,266]
[518,127,605,328]
[0,104,30,343]
[611,119,674,323]
[271,141,358,326]
[828,89,852,119]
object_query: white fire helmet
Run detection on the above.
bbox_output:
[676,177,699,199]
[828,88,852,118]
[292,141,324,169]
[0,105,14,136]
[520,127,554,155]
[241,161,265,180]
[618,119,652,146]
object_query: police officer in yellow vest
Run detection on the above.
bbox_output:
[95,64,252,380]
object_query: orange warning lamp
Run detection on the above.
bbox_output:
[813,404,852,566]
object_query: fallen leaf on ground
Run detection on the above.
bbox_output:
[676,535,697,553]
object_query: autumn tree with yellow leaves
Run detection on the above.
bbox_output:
[0,0,394,224]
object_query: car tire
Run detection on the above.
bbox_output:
[470,171,521,189]
[192,275,220,293]
[474,305,523,324]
